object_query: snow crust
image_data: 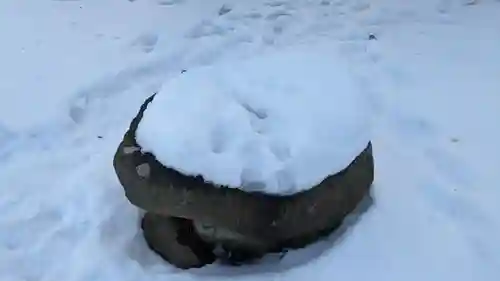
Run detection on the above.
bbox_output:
[136,45,371,194]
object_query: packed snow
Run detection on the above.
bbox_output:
[2,0,500,281]
[137,44,371,194]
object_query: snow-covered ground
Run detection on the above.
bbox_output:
[1,0,500,280]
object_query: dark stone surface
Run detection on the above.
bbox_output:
[141,213,216,269]
[114,94,375,268]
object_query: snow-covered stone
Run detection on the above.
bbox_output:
[113,93,374,268]
[136,44,371,195]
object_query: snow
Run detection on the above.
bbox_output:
[136,44,371,194]
[2,0,500,281]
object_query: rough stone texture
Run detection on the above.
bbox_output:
[114,94,375,268]
[141,213,216,269]
[193,220,269,263]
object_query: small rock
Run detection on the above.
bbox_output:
[368,34,377,40]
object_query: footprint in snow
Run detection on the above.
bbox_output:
[240,102,269,135]
[241,102,268,121]
[218,4,232,16]
[266,10,292,21]
[387,112,438,146]
[0,125,17,160]
[387,111,474,188]
[157,0,185,6]
[131,33,159,54]
[350,0,371,12]
[265,1,287,7]
[240,167,267,192]
[1,208,64,251]
[275,168,296,193]
[269,141,291,162]
[210,124,231,154]
[0,124,14,144]
[420,180,487,225]
[332,0,348,7]
[237,12,263,20]
[186,20,234,39]
[424,147,474,188]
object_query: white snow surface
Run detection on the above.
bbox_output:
[137,45,370,194]
[2,0,500,281]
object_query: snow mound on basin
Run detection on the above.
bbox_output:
[136,45,371,195]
